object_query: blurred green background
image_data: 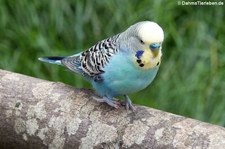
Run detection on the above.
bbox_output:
[0,0,224,126]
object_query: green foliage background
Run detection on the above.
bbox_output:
[0,0,224,126]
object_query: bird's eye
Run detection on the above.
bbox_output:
[139,39,145,44]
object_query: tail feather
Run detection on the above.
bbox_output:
[38,56,66,65]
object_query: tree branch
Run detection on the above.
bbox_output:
[0,69,224,149]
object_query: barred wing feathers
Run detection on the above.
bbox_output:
[62,34,120,81]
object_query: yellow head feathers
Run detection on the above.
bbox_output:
[137,21,164,44]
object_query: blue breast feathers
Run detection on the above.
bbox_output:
[91,51,159,98]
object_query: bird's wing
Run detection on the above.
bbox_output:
[62,34,120,81]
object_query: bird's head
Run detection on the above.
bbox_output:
[119,21,164,69]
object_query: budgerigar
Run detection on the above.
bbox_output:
[39,21,164,111]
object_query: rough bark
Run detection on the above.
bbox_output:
[0,69,224,149]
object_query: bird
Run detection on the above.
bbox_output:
[39,21,164,111]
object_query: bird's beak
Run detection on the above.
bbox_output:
[149,43,161,57]
[149,43,161,51]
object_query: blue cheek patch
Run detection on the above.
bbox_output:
[135,50,144,59]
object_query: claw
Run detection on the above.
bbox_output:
[92,96,122,109]
[109,99,122,109]
[125,95,136,111]
[92,95,135,111]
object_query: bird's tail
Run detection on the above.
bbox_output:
[38,56,66,65]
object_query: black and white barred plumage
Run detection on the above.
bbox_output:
[61,34,120,81]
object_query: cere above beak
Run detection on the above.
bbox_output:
[149,43,161,51]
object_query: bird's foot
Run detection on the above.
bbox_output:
[124,95,136,111]
[92,96,122,109]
